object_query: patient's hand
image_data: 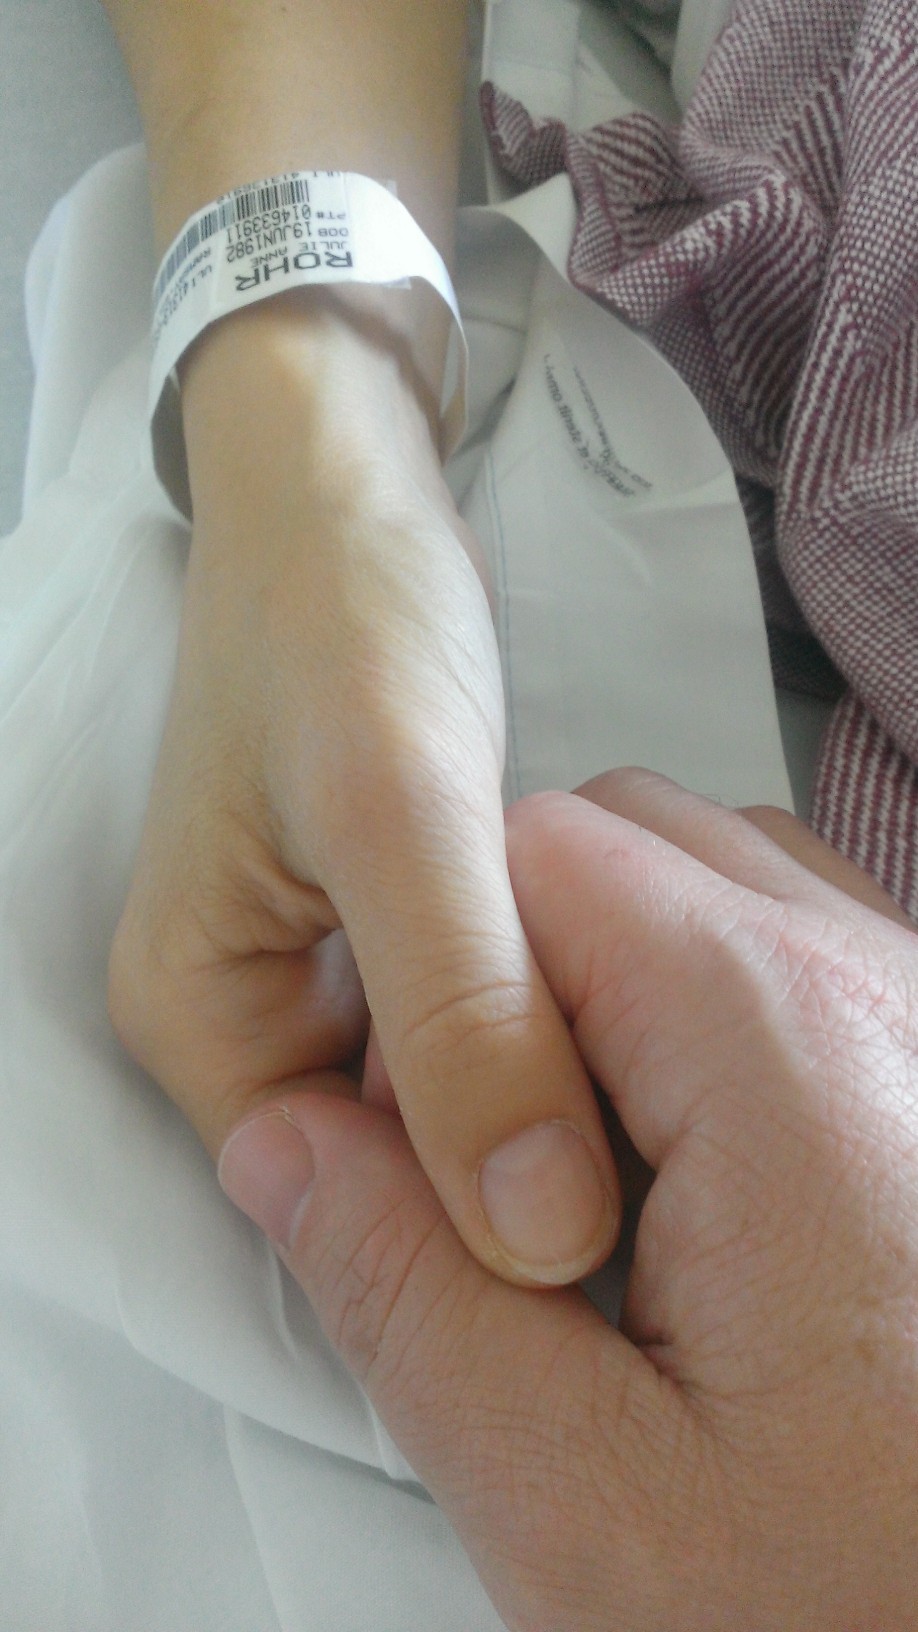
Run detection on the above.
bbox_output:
[108,295,620,1286]
[219,772,918,1631]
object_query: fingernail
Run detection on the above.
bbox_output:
[217,1109,315,1251]
[478,1121,612,1282]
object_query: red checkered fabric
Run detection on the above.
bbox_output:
[481,0,918,919]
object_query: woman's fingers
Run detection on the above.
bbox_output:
[322,761,621,1286]
[108,887,370,1140]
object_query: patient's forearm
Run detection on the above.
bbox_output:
[102,0,469,447]
[102,0,467,253]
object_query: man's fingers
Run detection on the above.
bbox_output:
[218,1089,687,1632]
[328,777,621,1287]
[577,767,913,927]
[504,789,821,1172]
[739,802,915,925]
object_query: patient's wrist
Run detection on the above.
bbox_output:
[180,285,458,553]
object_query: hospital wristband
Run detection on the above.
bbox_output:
[149,171,468,516]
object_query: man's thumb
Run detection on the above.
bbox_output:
[217,1089,672,1630]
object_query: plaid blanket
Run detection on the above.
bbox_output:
[482,0,918,918]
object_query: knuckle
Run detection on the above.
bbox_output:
[312,1192,453,1396]
[400,969,540,1078]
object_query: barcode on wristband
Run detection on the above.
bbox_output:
[150,169,467,497]
[152,174,318,306]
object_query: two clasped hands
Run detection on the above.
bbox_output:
[105,290,918,1630]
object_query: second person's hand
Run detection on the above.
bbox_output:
[218,771,918,1631]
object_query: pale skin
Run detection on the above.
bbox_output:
[103,0,621,1289]
[100,3,918,1619]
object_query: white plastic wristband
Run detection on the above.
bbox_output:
[149,171,468,515]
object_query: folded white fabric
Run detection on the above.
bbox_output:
[0,5,789,1627]
[458,184,789,807]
